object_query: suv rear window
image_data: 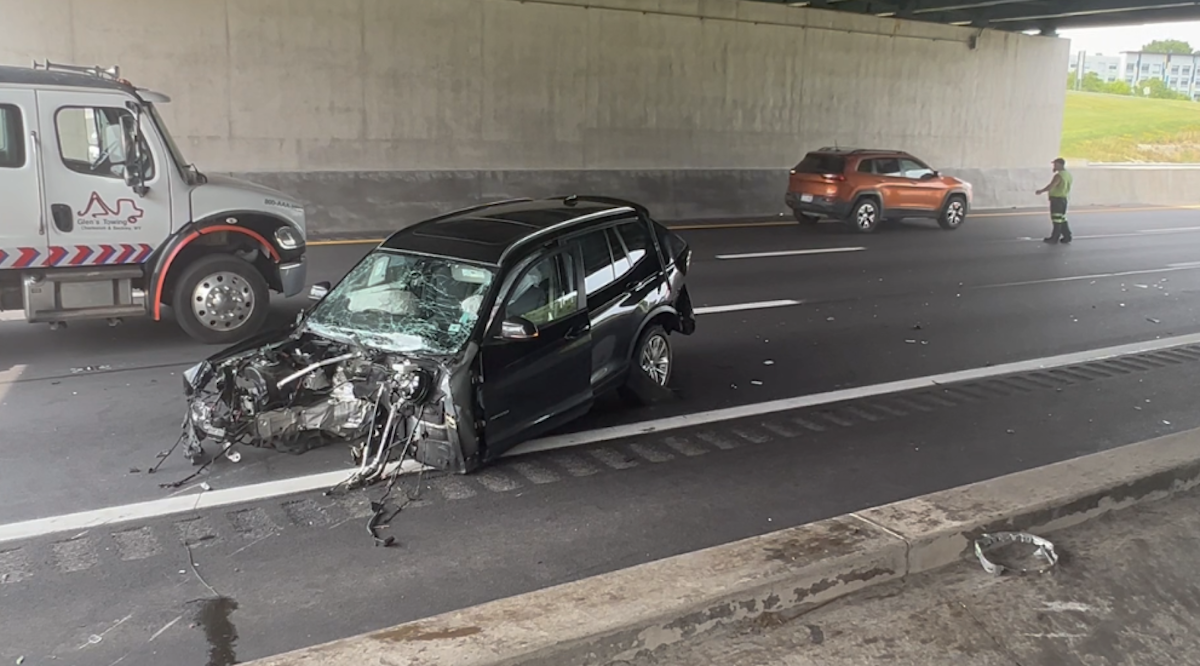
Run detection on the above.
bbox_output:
[793,153,846,175]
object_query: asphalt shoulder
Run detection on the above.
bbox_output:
[632,486,1200,666]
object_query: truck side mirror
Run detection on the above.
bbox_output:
[119,113,148,195]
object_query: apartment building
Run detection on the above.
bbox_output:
[1068,52,1122,83]
[1120,51,1200,99]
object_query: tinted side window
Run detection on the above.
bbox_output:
[504,252,580,326]
[578,230,618,296]
[899,159,935,179]
[607,228,632,280]
[0,105,24,169]
[616,220,652,268]
[873,158,902,176]
[856,159,875,174]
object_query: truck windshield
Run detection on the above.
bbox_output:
[304,250,496,355]
[146,103,191,177]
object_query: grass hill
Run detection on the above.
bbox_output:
[1061,91,1200,163]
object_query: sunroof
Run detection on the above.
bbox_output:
[412,217,531,246]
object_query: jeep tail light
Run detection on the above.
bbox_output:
[822,173,845,182]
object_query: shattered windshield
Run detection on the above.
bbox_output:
[305,250,496,354]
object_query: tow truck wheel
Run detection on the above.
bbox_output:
[172,254,269,345]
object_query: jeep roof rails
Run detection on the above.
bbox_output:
[33,60,122,81]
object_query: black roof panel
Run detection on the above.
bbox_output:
[380,197,640,265]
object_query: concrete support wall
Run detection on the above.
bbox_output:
[2,0,1072,235]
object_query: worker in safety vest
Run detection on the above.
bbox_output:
[1036,157,1073,244]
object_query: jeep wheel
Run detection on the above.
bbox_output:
[619,324,673,406]
[173,254,270,345]
[939,196,967,230]
[847,198,881,233]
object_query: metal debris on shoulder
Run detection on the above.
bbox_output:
[973,531,1059,576]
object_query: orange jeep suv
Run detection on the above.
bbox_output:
[785,148,973,233]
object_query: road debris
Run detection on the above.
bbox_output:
[762,360,775,366]
[1147,317,1161,324]
[974,531,1059,575]
[750,380,764,386]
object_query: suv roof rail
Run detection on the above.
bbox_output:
[33,60,122,81]
[547,194,649,216]
[499,205,636,264]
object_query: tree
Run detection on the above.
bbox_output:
[1141,39,1193,54]
[1137,77,1191,100]
[1101,80,1133,96]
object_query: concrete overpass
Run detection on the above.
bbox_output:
[1,0,1193,236]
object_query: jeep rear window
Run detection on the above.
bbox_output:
[793,154,845,175]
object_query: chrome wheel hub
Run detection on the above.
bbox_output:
[191,271,255,332]
[857,204,877,229]
[947,201,965,226]
[640,334,671,386]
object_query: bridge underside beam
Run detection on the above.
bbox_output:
[767,0,1200,32]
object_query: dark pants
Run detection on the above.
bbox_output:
[1047,197,1072,241]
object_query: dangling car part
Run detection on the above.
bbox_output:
[175,195,696,484]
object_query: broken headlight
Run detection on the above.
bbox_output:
[182,361,210,397]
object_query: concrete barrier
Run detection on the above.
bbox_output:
[234,166,1199,239]
[243,426,1200,666]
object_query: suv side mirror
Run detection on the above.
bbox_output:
[308,281,331,302]
[500,317,538,341]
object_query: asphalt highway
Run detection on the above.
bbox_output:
[2,204,1200,665]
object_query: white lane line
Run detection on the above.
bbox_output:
[0,459,426,546]
[976,265,1200,289]
[716,247,866,260]
[1140,225,1200,234]
[1015,226,1200,242]
[9,330,1200,543]
[502,330,1200,457]
[694,300,802,315]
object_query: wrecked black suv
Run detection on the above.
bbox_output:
[180,196,696,483]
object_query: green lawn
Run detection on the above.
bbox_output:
[1061,91,1200,163]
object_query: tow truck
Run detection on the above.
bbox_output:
[0,61,308,344]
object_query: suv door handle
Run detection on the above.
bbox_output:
[564,323,590,340]
[51,204,73,233]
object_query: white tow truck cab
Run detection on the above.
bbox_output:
[0,61,307,344]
